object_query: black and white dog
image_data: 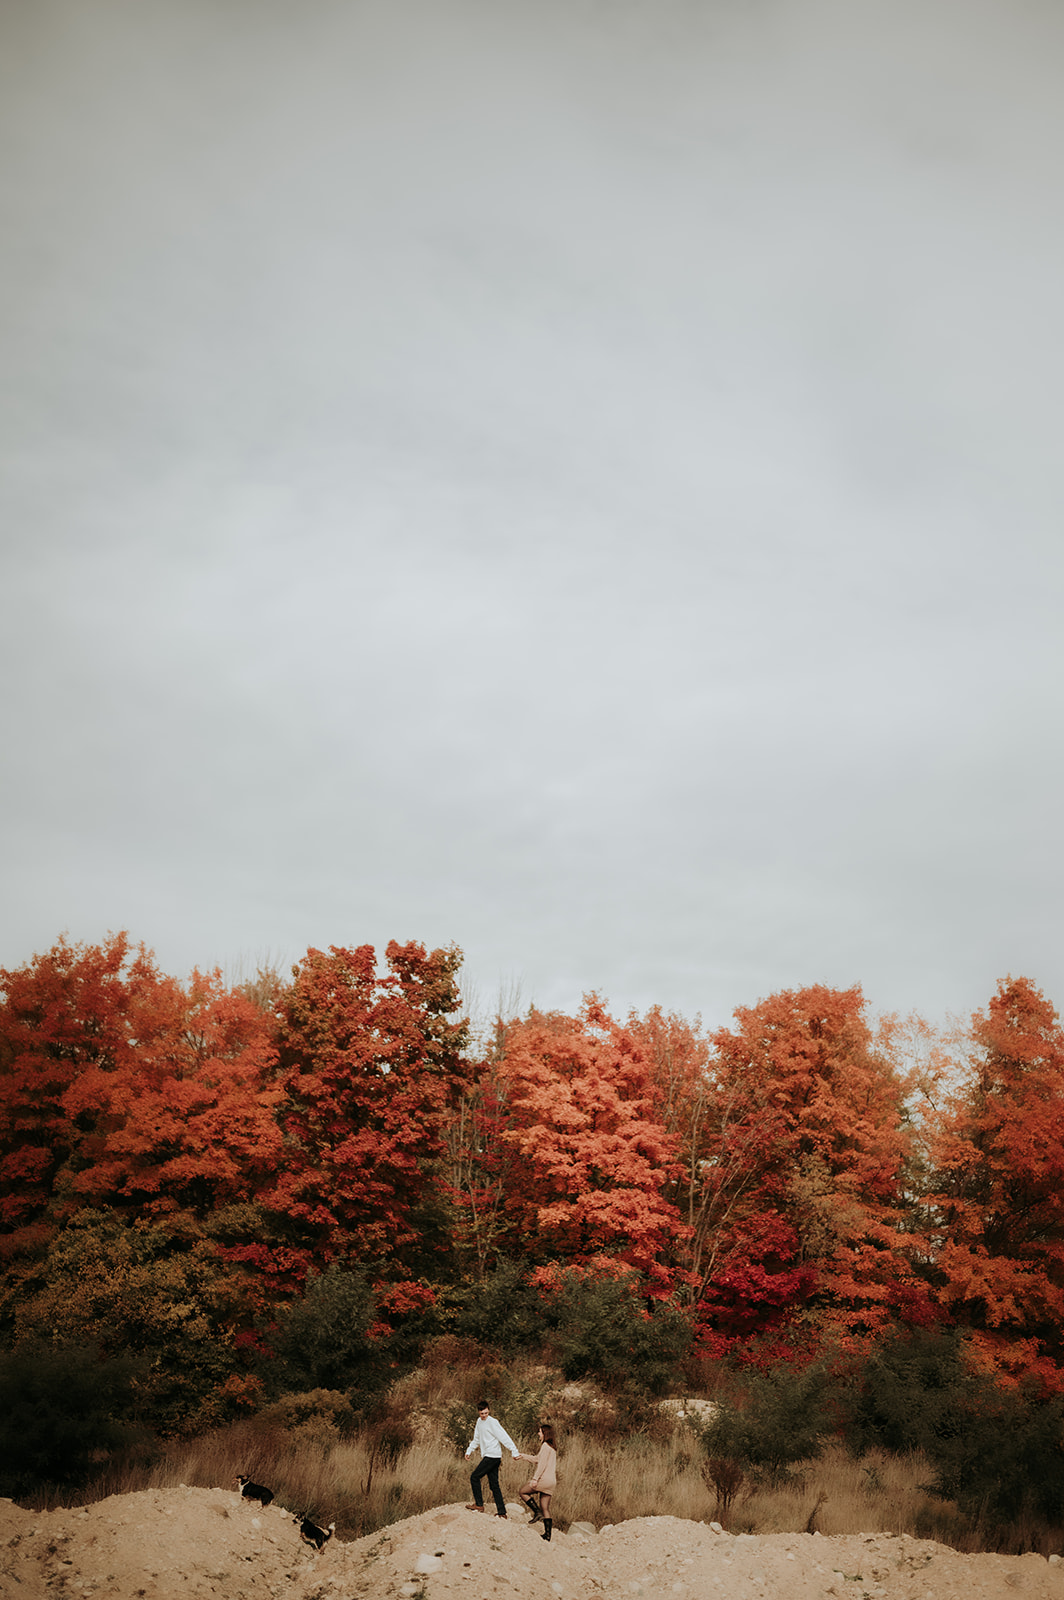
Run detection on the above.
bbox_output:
[294,1512,335,1551]
[236,1474,274,1506]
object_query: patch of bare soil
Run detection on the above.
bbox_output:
[2,1490,1062,1600]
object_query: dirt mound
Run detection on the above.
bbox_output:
[2,1489,1061,1599]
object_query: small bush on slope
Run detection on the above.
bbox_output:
[695,1362,832,1483]
[0,1342,149,1498]
[544,1271,691,1395]
[265,1264,380,1402]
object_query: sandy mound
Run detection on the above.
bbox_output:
[1,1489,1062,1599]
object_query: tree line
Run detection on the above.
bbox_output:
[2,931,1063,1436]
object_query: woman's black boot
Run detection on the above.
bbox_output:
[541,1519,552,1542]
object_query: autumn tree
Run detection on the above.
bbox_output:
[494,996,686,1295]
[266,1263,379,1397]
[626,1005,796,1317]
[60,967,284,1223]
[2,1207,253,1431]
[0,934,294,1391]
[254,940,469,1295]
[0,933,183,1248]
[697,985,924,1358]
[626,1006,713,1250]
[926,976,1064,1386]
[543,1266,692,1392]
[0,934,282,1237]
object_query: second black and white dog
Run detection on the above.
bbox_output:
[294,1512,335,1551]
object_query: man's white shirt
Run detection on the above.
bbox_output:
[466,1415,520,1459]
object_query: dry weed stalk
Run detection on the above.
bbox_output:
[701,1456,745,1522]
[805,1489,828,1533]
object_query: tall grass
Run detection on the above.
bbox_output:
[26,1350,1064,1558]
[58,1417,472,1537]
[64,1425,1021,1552]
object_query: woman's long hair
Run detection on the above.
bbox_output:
[539,1422,556,1448]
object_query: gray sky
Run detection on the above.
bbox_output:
[3,0,1063,1032]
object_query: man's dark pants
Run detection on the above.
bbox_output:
[470,1454,506,1516]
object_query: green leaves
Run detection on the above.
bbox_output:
[0,1342,147,1496]
[267,1264,378,1397]
[696,1362,833,1482]
[544,1268,691,1395]
[8,1208,247,1432]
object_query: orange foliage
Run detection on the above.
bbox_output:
[9,927,1064,1392]
[0,936,284,1235]
[926,976,1064,1375]
[495,996,686,1294]
[62,969,283,1217]
[256,940,468,1285]
[697,984,927,1356]
[0,933,186,1237]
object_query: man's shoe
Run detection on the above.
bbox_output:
[465,1503,484,1512]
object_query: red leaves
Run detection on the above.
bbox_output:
[6,930,1064,1390]
[0,935,293,1240]
[68,971,284,1216]
[0,932,470,1327]
[494,996,686,1294]
[696,1209,816,1340]
[0,933,185,1229]
[689,985,920,1357]
[712,985,907,1199]
[259,940,468,1280]
[925,976,1064,1370]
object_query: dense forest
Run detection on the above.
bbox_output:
[3,931,1064,1449]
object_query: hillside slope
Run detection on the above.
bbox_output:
[2,1488,1062,1599]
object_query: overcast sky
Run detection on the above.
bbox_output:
[2,0,1062,1033]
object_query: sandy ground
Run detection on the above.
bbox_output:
[2,1489,1063,1600]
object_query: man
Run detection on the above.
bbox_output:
[464,1399,520,1517]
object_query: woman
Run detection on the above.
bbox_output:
[516,1422,557,1542]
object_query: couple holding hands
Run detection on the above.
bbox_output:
[464,1401,558,1541]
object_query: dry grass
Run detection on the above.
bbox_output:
[75,1416,475,1539]
[69,1415,949,1547]
[556,1430,710,1527]
[45,1359,1064,1557]
[720,1445,941,1538]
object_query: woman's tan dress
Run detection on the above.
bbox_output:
[528,1442,557,1492]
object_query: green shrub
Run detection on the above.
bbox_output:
[265,1265,379,1401]
[443,1398,476,1456]
[444,1261,550,1356]
[257,1387,357,1451]
[444,1372,555,1458]
[8,1209,245,1433]
[0,1342,149,1498]
[841,1327,974,1456]
[696,1363,832,1482]
[841,1329,1064,1536]
[494,1371,556,1446]
[545,1273,692,1396]
[923,1382,1064,1528]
